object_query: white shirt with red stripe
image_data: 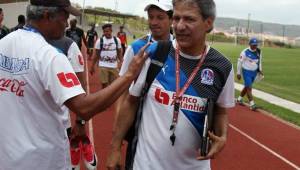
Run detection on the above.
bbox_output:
[0,29,85,170]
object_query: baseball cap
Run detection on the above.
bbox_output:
[249,37,259,46]
[30,0,81,16]
[144,0,173,12]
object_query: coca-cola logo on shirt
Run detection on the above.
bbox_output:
[0,78,26,97]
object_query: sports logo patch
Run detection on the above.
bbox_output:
[154,88,207,113]
[201,68,214,85]
[57,72,80,88]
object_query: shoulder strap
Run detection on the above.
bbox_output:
[125,40,172,170]
[113,36,118,46]
[100,37,104,50]
[144,40,172,93]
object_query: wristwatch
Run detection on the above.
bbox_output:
[76,119,86,125]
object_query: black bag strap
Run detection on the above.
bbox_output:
[113,36,119,47]
[143,40,172,93]
[100,37,103,50]
[125,40,172,170]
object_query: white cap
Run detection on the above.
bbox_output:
[144,0,173,12]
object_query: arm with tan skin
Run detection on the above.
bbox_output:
[82,31,88,49]
[197,106,228,160]
[106,92,139,170]
[65,44,149,121]
[72,71,87,136]
[117,47,123,69]
[89,48,100,75]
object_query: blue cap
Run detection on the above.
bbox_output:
[249,38,258,46]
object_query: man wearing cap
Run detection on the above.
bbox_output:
[0,0,148,169]
[237,37,264,110]
[106,0,174,169]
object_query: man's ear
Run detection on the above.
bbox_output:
[205,17,214,33]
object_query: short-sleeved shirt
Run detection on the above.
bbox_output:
[95,36,121,68]
[0,25,9,39]
[48,36,85,129]
[237,47,262,74]
[86,29,98,48]
[129,40,235,170]
[0,28,85,170]
[117,31,127,45]
[66,27,84,49]
[119,34,174,77]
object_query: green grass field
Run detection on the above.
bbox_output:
[211,42,300,104]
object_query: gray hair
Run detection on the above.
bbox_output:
[172,0,216,20]
[26,5,61,21]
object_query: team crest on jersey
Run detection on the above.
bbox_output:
[201,68,214,85]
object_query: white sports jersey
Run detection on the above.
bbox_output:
[67,42,84,72]
[95,36,121,68]
[0,28,85,170]
[119,33,174,76]
[129,40,235,170]
[237,47,262,74]
[48,37,85,129]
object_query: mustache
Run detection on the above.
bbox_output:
[149,26,161,30]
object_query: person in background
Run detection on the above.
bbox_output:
[86,24,98,60]
[236,37,263,110]
[0,8,9,39]
[11,14,26,32]
[66,18,87,51]
[117,25,127,56]
[48,36,98,170]
[90,24,122,88]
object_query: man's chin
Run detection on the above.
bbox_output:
[177,41,191,49]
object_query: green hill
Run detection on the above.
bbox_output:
[215,17,300,39]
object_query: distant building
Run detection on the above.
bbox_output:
[294,37,300,46]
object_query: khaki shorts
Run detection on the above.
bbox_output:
[99,67,119,85]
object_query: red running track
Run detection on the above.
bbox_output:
[74,49,300,170]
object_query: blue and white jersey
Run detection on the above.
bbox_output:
[129,40,235,170]
[237,47,262,74]
[119,33,173,76]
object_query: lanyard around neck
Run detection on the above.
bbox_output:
[169,42,207,146]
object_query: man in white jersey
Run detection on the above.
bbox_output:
[108,0,235,169]
[48,37,98,170]
[106,0,173,169]
[236,37,263,110]
[90,23,122,88]
[0,0,148,169]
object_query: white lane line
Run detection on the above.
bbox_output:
[83,51,95,146]
[229,124,300,169]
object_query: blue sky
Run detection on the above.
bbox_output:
[71,0,300,26]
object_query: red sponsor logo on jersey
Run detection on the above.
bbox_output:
[155,88,170,105]
[78,54,84,65]
[154,88,206,112]
[0,78,26,97]
[57,72,80,88]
